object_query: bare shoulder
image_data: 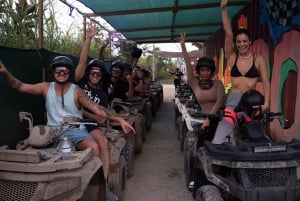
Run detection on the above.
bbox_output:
[254,54,267,69]
[30,82,50,97]
[74,85,87,99]
[255,54,266,63]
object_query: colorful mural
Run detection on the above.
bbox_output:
[269,30,300,142]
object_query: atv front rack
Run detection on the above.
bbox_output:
[203,140,300,161]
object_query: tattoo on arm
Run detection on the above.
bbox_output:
[77,87,94,106]
[103,107,114,119]
[76,87,116,119]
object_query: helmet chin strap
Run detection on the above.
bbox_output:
[111,75,120,80]
[61,84,65,109]
[198,79,213,90]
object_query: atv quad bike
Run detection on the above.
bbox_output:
[133,94,153,132]
[147,80,164,116]
[110,98,145,154]
[0,112,105,201]
[122,96,151,139]
[194,111,300,201]
[174,90,201,152]
[182,110,213,192]
[173,83,194,131]
[150,80,164,109]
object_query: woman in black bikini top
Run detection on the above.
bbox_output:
[211,0,271,145]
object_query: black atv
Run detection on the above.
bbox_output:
[193,91,300,201]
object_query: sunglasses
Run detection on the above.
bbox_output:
[89,72,102,77]
[54,69,70,75]
[112,69,121,73]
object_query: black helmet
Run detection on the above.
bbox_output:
[50,56,74,72]
[131,47,142,59]
[140,68,149,78]
[87,59,107,74]
[196,56,216,74]
[110,61,124,73]
[238,90,265,116]
[123,62,132,72]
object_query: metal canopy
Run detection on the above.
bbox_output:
[76,0,251,44]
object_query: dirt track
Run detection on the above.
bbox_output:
[124,84,194,201]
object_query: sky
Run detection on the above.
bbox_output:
[54,0,198,53]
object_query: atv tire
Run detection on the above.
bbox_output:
[195,185,223,201]
[108,156,127,201]
[133,114,144,153]
[176,116,181,139]
[145,101,152,131]
[174,107,180,128]
[137,114,147,142]
[179,120,187,152]
[121,142,134,178]
[193,169,210,198]
[152,97,159,116]
[159,89,163,107]
[184,138,194,192]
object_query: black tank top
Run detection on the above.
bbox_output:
[230,54,259,78]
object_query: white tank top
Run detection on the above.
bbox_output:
[46,82,83,127]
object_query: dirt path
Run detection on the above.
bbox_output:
[123,84,194,201]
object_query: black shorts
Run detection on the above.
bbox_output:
[85,124,98,133]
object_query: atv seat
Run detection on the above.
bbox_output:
[239,121,270,143]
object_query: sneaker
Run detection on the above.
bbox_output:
[106,185,118,201]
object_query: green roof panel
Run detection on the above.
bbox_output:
[75,0,251,43]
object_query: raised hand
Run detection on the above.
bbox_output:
[0,60,7,74]
[221,0,228,9]
[126,74,133,83]
[86,22,97,39]
[178,32,186,45]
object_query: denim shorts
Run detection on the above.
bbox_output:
[61,127,92,145]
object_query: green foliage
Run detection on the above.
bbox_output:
[137,51,177,80]
[0,0,39,48]
[0,0,98,57]
[159,78,174,84]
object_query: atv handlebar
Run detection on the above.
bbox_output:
[262,112,285,126]
[264,112,282,121]
[188,110,221,120]
[61,117,98,126]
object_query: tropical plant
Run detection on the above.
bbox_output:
[0,0,39,48]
